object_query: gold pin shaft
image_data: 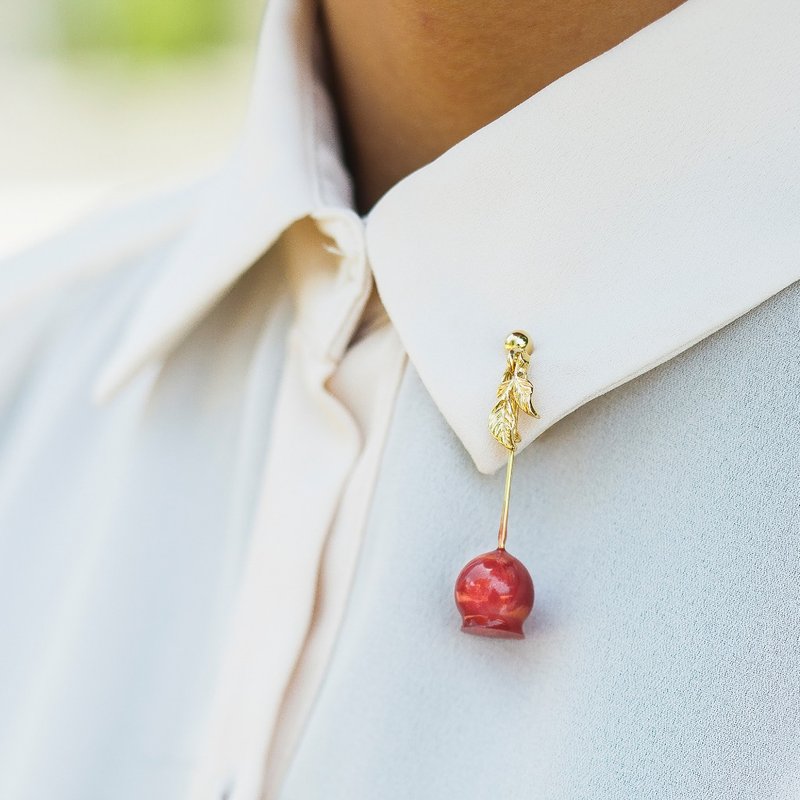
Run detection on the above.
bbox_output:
[497,448,515,550]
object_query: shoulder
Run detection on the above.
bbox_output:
[0,181,204,327]
[0,182,206,415]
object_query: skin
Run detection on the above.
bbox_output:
[319,0,687,212]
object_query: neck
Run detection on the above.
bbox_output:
[320,0,686,212]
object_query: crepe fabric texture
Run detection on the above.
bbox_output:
[0,0,798,797]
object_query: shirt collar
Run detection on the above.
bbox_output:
[95,0,800,474]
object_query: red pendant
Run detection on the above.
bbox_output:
[454,548,534,639]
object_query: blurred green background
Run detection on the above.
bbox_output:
[55,0,239,58]
[4,0,262,60]
[0,0,264,257]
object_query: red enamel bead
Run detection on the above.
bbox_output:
[454,548,534,639]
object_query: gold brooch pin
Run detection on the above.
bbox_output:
[454,331,538,639]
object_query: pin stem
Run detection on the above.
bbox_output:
[497,447,515,550]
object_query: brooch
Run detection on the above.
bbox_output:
[454,331,538,638]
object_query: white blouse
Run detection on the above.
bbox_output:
[0,0,798,797]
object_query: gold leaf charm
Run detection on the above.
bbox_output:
[488,330,539,451]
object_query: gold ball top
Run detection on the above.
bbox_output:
[505,330,533,355]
